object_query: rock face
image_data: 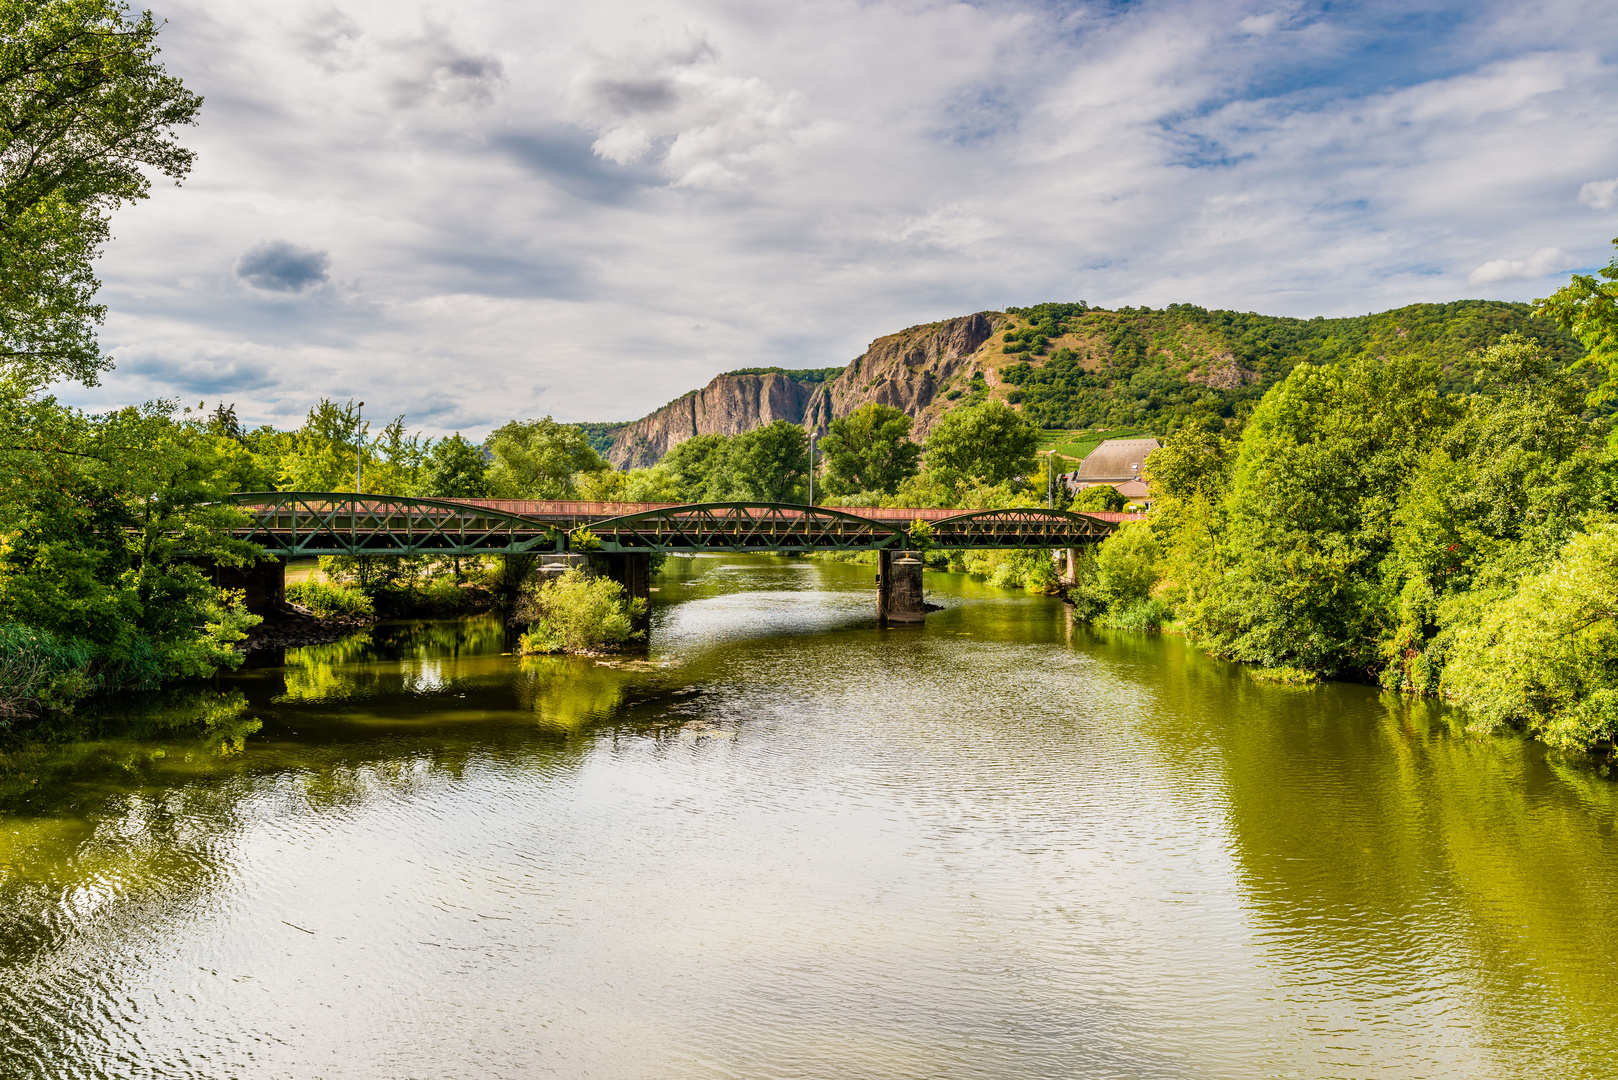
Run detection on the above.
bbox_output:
[606,312,1004,467]
[803,312,1001,440]
[607,372,818,468]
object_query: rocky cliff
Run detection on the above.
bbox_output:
[602,300,1573,467]
[606,313,1004,467]
[606,371,818,468]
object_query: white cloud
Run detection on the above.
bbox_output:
[60,0,1618,434]
[1581,178,1618,210]
[1468,247,1573,286]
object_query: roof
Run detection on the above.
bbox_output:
[1113,479,1151,498]
[1076,438,1161,482]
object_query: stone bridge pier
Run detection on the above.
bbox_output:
[598,552,653,629]
[876,550,926,624]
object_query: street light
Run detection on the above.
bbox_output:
[356,400,365,493]
[808,431,819,506]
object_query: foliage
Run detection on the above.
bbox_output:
[1444,522,1618,751]
[0,0,202,389]
[818,403,922,497]
[286,578,374,618]
[513,568,645,654]
[416,433,490,498]
[577,463,683,503]
[659,434,730,500]
[487,416,606,499]
[722,366,842,382]
[575,421,629,456]
[1071,484,1127,512]
[922,399,1041,486]
[1536,235,1618,406]
[0,621,92,720]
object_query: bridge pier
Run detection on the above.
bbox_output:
[599,552,653,629]
[208,556,286,613]
[1064,547,1079,585]
[876,550,926,624]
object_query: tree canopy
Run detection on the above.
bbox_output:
[922,399,1041,486]
[818,402,921,497]
[486,417,606,499]
[0,0,202,387]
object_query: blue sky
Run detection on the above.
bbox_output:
[64,0,1618,435]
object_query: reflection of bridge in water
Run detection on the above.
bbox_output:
[219,493,1141,624]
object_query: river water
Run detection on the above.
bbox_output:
[2,555,1616,1079]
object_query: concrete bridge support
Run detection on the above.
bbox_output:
[209,556,286,613]
[876,550,926,624]
[1064,547,1079,586]
[599,552,653,629]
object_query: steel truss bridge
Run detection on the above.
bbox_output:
[221,493,1129,558]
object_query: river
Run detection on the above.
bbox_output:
[2,555,1616,1079]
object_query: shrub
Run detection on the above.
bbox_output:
[1072,484,1127,512]
[287,579,375,618]
[513,569,646,654]
[0,623,95,719]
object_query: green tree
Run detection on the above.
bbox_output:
[715,420,807,502]
[922,400,1041,487]
[1188,353,1458,676]
[1536,236,1618,405]
[659,433,730,501]
[278,398,365,491]
[487,416,606,499]
[0,0,202,388]
[416,433,489,497]
[1070,484,1126,512]
[818,403,922,497]
[1443,522,1618,750]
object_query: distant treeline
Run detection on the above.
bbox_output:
[722,366,844,382]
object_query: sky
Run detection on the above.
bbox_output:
[62,0,1618,436]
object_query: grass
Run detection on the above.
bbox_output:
[1037,428,1160,468]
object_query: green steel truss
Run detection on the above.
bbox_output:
[219,494,1118,556]
[223,493,559,557]
[923,507,1116,549]
[581,502,908,553]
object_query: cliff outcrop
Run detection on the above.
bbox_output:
[803,312,1002,440]
[607,372,817,468]
[606,313,1006,467]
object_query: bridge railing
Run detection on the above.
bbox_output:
[223,493,559,557]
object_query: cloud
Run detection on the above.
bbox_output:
[1581,178,1618,210]
[234,241,331,293]
[68,0,1618,437]
[1468,247,1573,286]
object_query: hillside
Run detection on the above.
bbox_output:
[600,300,1585,467]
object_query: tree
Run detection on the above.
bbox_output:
[721,420,807,502]
[818,403,922,496]
[278,398,365,491]
[1537,236,1618,405]
[487,416,606,499]
[0,0,202,388]
[1070,484,1126,512]
[922,400,1041,486]
[659,433,730,501]
[417,433,489,498]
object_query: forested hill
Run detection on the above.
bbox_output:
[596,299,1586,466]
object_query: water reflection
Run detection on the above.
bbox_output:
[0,556,1614,1079]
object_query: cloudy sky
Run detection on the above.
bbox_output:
[65,0,1618,435]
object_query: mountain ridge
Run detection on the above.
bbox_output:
[601,300,1584,468]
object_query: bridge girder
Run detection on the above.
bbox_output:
[222,492,559,557]
[218,494,1120,558]
[579,502,908,554]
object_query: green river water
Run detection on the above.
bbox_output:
[2,555,1617,1079]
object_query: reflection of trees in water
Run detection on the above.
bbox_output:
[515,655,636,733]
[1138,646,1618,1075]
[272,616,512,705]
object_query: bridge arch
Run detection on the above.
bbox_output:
[576,502,907,554]
[921,507,1118,548]
[222,492,560,556]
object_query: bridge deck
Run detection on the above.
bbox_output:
[221,493,1143,557]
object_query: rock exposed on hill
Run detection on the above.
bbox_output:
[607,371,818,468]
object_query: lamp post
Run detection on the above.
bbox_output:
[356,400,365,493]
[808,431,819,506]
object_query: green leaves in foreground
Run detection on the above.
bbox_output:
[0,0,202,387]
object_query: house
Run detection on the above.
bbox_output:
[1063,437,1161,507]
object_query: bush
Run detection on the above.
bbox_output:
[0,623,95,719]
[1443,522,1618,750]
[287,579,374,618]
[1072,484,1127,512]
[513,569,646,654]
